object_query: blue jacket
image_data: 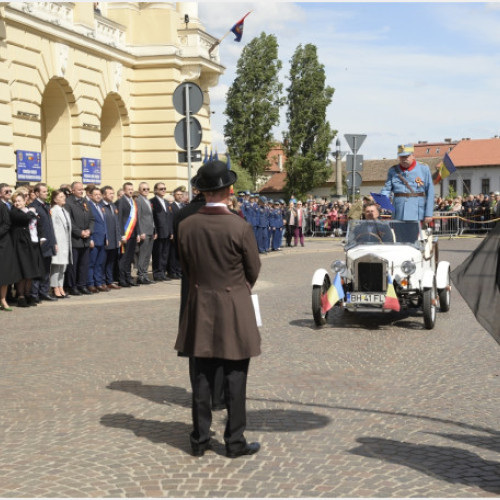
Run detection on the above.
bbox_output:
[89,201,108,247]
[380,162,434,221]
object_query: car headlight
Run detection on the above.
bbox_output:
[331,260,346,274]
[401,260,416,275]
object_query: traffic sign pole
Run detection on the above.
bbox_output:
[352,137,357,202]
[185,85,192,200]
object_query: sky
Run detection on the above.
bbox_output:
[197,1,500,160]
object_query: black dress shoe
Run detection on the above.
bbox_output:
[40,294,58,302]
[144,278,156,284]
[153,276,166,282]
[226,442,260,459]
[69,288,83,296]
[26,296,38,306]
[136,278,151,285]
[129,281,140,287]
[79,287,92,295]
[119,282,131,288]
[191,441,211,457]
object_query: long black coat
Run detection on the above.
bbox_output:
[29,198,57,258]
[65,195,95,249]
[0,202,21,286]
[9,207,44,280]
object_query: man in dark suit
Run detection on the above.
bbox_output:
[101,186,121,289]
[175,160,262,459]
[167,186,185,279]
[151,182,173,281]
[116,182,141,287]
[30,183,58,302]
[86,186,108,293]
[135,182,156,285]
[65,181,95,295]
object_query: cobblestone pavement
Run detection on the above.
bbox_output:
[2,236,500,497]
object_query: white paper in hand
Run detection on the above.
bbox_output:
[251,294,262,327]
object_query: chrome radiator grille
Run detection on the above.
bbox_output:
[355,259,387,292]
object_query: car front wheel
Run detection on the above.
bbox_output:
[423,279,437,330]
[312,274,331,327]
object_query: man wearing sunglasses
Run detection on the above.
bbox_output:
[151,182,174,282]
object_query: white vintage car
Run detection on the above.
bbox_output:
[311,220,451,329]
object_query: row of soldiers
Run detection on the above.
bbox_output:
[238,192,288,254]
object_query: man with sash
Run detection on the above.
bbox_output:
[380,144,434,223]
[116,182,141,287]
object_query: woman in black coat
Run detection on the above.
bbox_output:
[9,191,44,307]
[0,201,21,311]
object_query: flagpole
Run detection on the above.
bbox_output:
[208,11,252,55]
[209,30,232,55]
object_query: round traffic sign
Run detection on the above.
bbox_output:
[173,82,204,116]
[174,117,202,150]
[346,172,362,189]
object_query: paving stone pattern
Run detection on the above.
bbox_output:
[1,237,500,497]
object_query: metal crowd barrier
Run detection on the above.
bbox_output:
[431,212,461,238]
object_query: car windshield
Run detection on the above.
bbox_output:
[346,220,421,248]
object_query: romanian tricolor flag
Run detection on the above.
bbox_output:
[321,273,345,315]
[231,12,251,42]
[383,273,400,311]
[433,152,457,185]
[121,198,137,253]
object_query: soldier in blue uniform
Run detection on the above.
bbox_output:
[380,144,434,223]
[256,196,269,254]
[269,201,284,251]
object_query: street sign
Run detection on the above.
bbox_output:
[346,172,362,189]
[173,82,204,116]
[344,134,367,153]
[174,117,202,150]
[346,154,363,172]
[178,149,202,163]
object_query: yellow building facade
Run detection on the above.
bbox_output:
[0,2,223,190]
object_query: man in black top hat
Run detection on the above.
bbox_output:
[175,160,261,459]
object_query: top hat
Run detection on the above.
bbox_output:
[191,160,237,192]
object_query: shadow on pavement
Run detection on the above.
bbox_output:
[349,436,500,495]
[100,413,193,454]
[107,380,191,408]
[428,432,500,455]
[292,308,426,331]
[246,409,330,432]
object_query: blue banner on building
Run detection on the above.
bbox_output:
[16,150,42,182]
[82,158,101,184]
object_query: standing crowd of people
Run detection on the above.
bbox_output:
[0,180,189,311]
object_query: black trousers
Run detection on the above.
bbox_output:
[31,255,51,297]
[67,247,90,289]
[118,237,137,284]
[152,237,171,279]
[190,357,249,453]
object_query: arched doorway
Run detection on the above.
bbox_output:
[101,95,124,188]
[41,79,72,187]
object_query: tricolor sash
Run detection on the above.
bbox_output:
[121,198,137,253]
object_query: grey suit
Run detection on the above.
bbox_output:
[136,195,155,280]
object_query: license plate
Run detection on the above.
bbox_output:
[347,292,386,304]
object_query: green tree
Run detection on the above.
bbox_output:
[283,44,336,200]
[224,33,283,189]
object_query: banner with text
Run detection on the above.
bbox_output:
[82,158,101,185]
[16,150,42,182]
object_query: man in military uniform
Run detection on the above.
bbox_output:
[380,144,434,223]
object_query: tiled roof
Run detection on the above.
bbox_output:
[449,138,500,167]
[259,172,287,192]
[265,145,287,173]
[414,141,457,158]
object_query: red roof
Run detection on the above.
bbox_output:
[266,145,286,173]
[449,138,500,167]
[414,141,457,159]
[259,172,286,192]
